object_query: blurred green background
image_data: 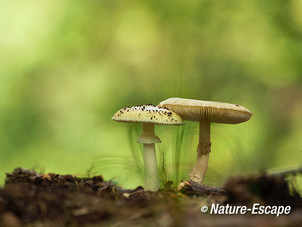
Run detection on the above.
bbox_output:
[1,0,302,189]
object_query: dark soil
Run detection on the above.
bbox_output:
[0,168,301,227]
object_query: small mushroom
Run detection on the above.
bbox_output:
[112,104,183,191]
[158,98,252,184]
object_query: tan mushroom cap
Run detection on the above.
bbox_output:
[112,104,184,125]
[158,98,252,124]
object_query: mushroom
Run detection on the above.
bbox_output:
[112,104,183,191]
[158,98,252,184]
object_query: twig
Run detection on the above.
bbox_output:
[267,166,302,178]
[177,180,226,196]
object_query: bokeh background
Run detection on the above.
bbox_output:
[1,0,302,189]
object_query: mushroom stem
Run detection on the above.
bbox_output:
[190,120,211,184]
[141,123,160,191]
[143,143,159,191]
[143,122,154,136]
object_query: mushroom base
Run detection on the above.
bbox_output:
[190,143,211,184]
[189,120,211,184]
[143,143,160,191]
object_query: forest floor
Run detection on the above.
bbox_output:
[0,168,301,227]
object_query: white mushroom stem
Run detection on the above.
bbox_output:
[142,122,155,137]
[141,123,160,191]
[143,143,159,191]
[190,120,211,184]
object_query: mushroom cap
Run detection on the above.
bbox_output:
[112,104,184,125]
[158,98,252,124]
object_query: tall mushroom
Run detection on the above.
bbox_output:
[158,98,252,185]
[112,104,183,191]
